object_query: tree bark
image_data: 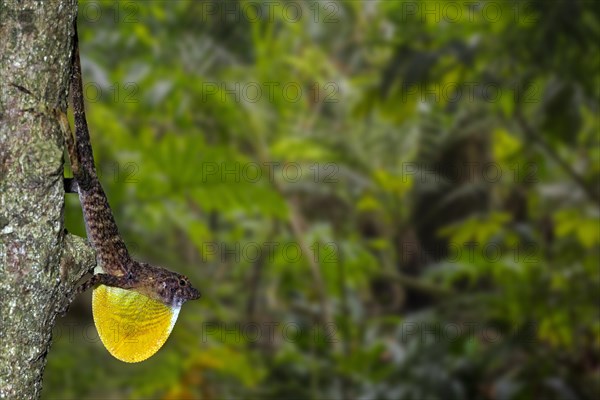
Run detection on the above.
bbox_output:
[0,2,95,398]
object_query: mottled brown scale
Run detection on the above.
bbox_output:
[64,27,200,307]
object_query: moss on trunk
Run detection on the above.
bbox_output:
[0,2,95,398]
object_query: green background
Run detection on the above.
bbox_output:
[43,1,599,399]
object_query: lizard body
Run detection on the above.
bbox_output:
[61,25,200,362]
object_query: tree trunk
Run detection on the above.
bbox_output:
[0,2,95,398]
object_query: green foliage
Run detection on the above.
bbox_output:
[44,1,599,399]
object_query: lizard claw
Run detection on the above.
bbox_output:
[10,82,35,97]
[57,290,75,317]
[10,82,54,116]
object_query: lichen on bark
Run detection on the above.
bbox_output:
[0,1,95,398]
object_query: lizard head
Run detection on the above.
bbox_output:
[160,271,202,307]
[131,262,201,307]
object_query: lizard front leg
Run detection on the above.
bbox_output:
[60,273,135,316]
[77,272,135,294]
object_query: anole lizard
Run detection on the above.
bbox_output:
[60,25,201,363]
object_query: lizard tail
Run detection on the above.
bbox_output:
[68,22,132,272]
[71,25,97,181]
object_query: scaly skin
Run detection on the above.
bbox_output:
[64,26,200,307]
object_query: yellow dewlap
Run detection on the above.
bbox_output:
[92,285,181,363]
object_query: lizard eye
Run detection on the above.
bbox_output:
[179,279,186,286]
